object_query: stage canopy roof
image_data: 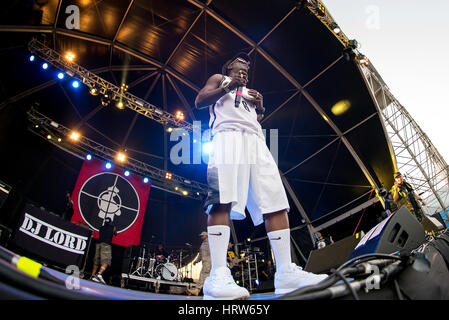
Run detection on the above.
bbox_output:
[0,0,396,250]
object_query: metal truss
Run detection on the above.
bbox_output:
[360,64,449,216]
[27,108,208,200]
[28,38,193,132]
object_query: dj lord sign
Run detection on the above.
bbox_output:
[71,158,151,247]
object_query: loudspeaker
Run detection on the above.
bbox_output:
[348,206,426,260]
[305,233,363,274]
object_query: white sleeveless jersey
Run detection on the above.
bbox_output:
[209,76,264,138]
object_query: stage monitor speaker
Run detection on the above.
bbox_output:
[348,206,426,260]
[305,232,363,274]
[421,216,444,233]
[0,181,11,209]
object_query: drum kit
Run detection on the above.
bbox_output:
[130,245,189,281]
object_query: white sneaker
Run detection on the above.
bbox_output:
[93,274,106,284]
[274,263,328,295]
[203,267,250,300]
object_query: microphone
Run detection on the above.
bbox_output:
[185,243,192,246]
[235,86,243,108]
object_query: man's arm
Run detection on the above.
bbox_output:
[195,73,248,109]
[195,74,227,109]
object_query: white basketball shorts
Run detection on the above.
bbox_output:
[204,130,290,226]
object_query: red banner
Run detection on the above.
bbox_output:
[71,158,150,247]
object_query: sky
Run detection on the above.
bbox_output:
[324,0,449,164]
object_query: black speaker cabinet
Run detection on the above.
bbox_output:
[348,206,426,260]
[305,233,363,274]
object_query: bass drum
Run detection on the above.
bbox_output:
[155,262,178,281]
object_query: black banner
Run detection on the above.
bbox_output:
[12,203,92,269]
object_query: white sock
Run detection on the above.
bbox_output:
[207,225,230,272]
[267,228,292,272]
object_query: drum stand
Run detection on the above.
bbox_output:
[131,246,146,276]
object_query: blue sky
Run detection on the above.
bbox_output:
[324,0,449,163]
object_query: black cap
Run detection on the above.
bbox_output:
[394,172,402,178]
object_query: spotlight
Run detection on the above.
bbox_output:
[86,154,92,161]
[47,134,52,140]
[348,39,359,50]
[72,80,80,88]
[124,170,130,177]
[176,111,185,120]
[202,141,213,154]
[165,172,172,180]
[101,96,110,107]
[42,63,48,70]
[57,138,62,142]
[166,127,173,133]
[182,190,188,196]
[105,162,112,169]
[121,83,129,92]
[69,131,80,141]
[89,87,99,96]
[57,72,65,80]
[29,55,35,62]
[116,152,127,163]
[330,22,341,34]
[175,186,179,191]
[65,51,76,62]
[116,100,125,109]
[143,177,149,184]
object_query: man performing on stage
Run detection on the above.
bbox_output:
[195,52,327,300]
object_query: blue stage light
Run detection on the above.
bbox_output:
[72,80,79,88]
[105,162,112,169]
[57,72,65,80]
[86,154,92,161]
[143,177,149,184]
[124,170,130,177]
[202,141,213,154]
[29,55,35,62]
[42,63,48,70]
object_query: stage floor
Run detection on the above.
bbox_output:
[43,266,282,300]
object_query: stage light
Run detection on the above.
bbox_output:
[29,55,35,62]
[331,100,351,116]
[182,190,188,196]
[89,87,99,96]
[166,127,173,133]
[72,80,80,88]
[101,96,110,107]
[69,131,80,141]
[330,22,341,34]
[42,63,48,70]
[193,139,197,143]
[143,177,149,184]
[176,111,184,120]
[35,124,39,128]
[116,100,124,109]
[196,192,200,196]
[47,134,52,140]
[65,51,76,62]
[121,83,129,92]
[348,39,358,50]
[116,152,127,163]
[105,162,112,169]
[86,154,92,161]
[124,170,130,177]
[57,72,65,80]
[175,186,179,191]
[57,138,62,142]
[202,141,213,154]
[165,172,172,180]
[255,279,259,286]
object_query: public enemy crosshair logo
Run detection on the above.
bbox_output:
[78,172,140,233]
